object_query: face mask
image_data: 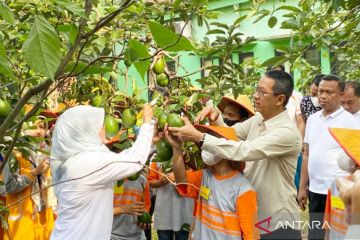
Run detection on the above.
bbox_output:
[224,118,240,127]
[201,150,222,166]
[311,97,320,108]
[336,151,356,172]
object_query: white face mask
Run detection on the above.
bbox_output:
[201,150,222,166]
[311,97,320,107]
[336,151,356,172]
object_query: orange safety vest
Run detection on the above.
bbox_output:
[4,152,54,240]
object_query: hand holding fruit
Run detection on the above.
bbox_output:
[164,125,182,150]
[168,117,204,143]
[121,201,145,216]
[32,159,50,176]
[194,106,220,124]
[142,104,153,124]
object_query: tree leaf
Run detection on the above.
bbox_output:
[21,15,62,79]
[206,29,226,35]
[261,56,287,67]
[0,3,14,24]
[64,62,112,75]
[234,15,247,26]
[0,41,14,78]
[56,1,87,19]
[210,22,229,30]
[280,19,300,30]
[268,16,277,28]
[69,24,78,45]
[276,5,302,13]
[128,39,150,80]
[148,21,194,52]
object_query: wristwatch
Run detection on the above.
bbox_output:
[198,133,206,148]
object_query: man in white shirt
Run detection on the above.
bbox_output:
[297,75,360,240]
[341,81,360,121]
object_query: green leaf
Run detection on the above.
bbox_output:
[21,15,62,79]
[0,41,14,78]
[234,15,247,26]
[253,13,268,24]
[261,56,287,67]
[148,21,194,52]
[280,19,300,30]
[206,29,226,35]
[268,16,277,28]
[69,24,78,45]
[56,1,87,18]
[276,5,302,13]
[64,62,112,75]
[0,3,14,24]
[128,39,150,80]
[210,22,229,30]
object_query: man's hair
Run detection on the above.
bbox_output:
[312,74,325,86]
[265,70,294,106]
[320,74,345,91]
[345,81,360,96]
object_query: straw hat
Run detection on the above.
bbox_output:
[217,95,255,117]
[194,124,237,141]
[329,128,360,166]
[194,124,245,172]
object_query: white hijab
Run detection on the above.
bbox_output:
[50,105,110,183]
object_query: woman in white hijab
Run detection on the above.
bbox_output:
[50,105,154,240]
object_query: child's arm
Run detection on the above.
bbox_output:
[236,190,258,240]
[148,162,169,188]
[164,128,202,199]
[113,202,145,216]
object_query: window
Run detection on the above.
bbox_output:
[239,52,254,64]
[201,58,214,78]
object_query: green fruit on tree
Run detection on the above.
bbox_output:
[0,99,11,118]
[156,139,173,161]
[156,73,169,87]
[167,114,184,128]
[116,179,125,187]
[137,212,152,224]
[122,109,137,128]
[128,172,140,181]
[153,57,165,74]
[104,116,119,138]
[91,95,104,107]
[157,112,168,130]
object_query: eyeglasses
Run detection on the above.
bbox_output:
[255,87,279,97]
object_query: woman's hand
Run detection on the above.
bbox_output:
[142,104,153,124]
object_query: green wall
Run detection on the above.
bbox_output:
[117,0,333,97]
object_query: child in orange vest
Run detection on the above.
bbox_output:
[165,124,258,240]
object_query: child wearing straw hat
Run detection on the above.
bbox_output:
[324,128,360,240]
[217,95,255,127]
[165,124,258,240]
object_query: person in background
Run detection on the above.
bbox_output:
[300,74,324,123]
[3,119,56,240]
[341,81,360,121]
[217,95,255,126]
[324,128,360,240]
[298,75,360,240]
[166,124,257,240]
[111,169,151,240]
[148,158,194,240]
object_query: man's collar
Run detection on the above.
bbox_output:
[260,110,289,129]
[320,107,344,119]
[355,110,360,116]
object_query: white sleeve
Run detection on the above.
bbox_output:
[344,225,360,239]
[72,123,154,186]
